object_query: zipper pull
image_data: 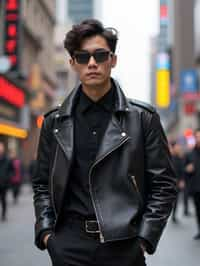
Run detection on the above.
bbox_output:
[131,175,139,193]
[100,232,105,243]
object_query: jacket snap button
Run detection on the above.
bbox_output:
[54,129,59,133]
[55,114,60,118]
[121,132,126,137]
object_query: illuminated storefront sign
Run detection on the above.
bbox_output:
[3,0,21,73]
[0,123,28,139]
[36,115,44,129]
[0,76,25,107]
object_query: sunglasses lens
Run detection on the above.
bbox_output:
[94,51,110,63]
[74,50,112,64]
[75,52,90,64]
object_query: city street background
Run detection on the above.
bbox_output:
[0,185,199,266]
[1,0,200,265]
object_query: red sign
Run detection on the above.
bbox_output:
[0,76,25,108]
[160,5,168,19]
[4,0,21,73]
[184,102,196,115]
[183,92,200,101]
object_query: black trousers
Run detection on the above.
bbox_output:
[47,218,146,266]
[193,192,200,232]
[0,186,8,220]
[11,183,21,203]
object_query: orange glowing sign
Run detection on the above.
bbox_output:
[36,115,44,129]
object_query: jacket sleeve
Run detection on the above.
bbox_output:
[32,116,56,250]
[138,111,177,254]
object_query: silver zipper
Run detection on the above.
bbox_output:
[89,136,130,243]
[130,175,139,194]
[50,144,59,225]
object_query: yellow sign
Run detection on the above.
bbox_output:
[0,124,28,139]
[156,70,170,108]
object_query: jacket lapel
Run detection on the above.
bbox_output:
[94,114,131,164]
[54,118,74,162]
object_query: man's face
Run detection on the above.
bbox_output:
[70,35,117,88]
[195,131,200,147]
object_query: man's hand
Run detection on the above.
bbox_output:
[140,243,146,253]
[138,238,147,253]
[43,234,51,248]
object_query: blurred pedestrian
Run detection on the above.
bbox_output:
[0,141,13,221]
[185,128,200,240]
[32,19,177,266]
[170,141,185,223]
[9,150,23,204]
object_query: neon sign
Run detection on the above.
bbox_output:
[0,76,25,108]
[4,0,21,73]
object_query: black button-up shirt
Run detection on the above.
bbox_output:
[64,85,116,218]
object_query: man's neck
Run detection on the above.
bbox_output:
[82,79,112,102]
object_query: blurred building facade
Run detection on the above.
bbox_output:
[151,0,200,141]
[54,24,77,106]
[0,0,57,165]
[68,0,94,23]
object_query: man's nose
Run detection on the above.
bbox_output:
[88,55,97,66]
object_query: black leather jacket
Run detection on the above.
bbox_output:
[32,79,177,254]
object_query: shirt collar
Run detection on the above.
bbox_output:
[78,84,116,113]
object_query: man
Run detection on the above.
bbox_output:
[33,19,177,266]
[185,128,200,240]
[0,141,13,221]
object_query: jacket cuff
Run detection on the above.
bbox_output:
[138,219,166,254]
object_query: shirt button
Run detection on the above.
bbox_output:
[121,132,126,137]
[92,131,97,135]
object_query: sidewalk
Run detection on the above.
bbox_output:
[0,185,199,266]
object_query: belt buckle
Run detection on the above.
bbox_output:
[85,220,100,233]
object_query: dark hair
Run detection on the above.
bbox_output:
[64,19,118,56]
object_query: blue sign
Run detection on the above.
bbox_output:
[180,69,199,93]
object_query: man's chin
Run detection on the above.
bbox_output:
[84,80,103,88]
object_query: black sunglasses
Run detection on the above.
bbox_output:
[73,49,113,64]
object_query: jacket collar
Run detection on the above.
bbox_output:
[58,78,130,117]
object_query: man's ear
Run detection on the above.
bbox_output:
[111,54,117,68]
[69,58,74,66]
[69,58,77,71]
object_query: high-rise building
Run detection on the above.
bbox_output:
[0,0,57,165]
[68,0,94,23]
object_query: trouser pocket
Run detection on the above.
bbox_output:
[47,234,65,266]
